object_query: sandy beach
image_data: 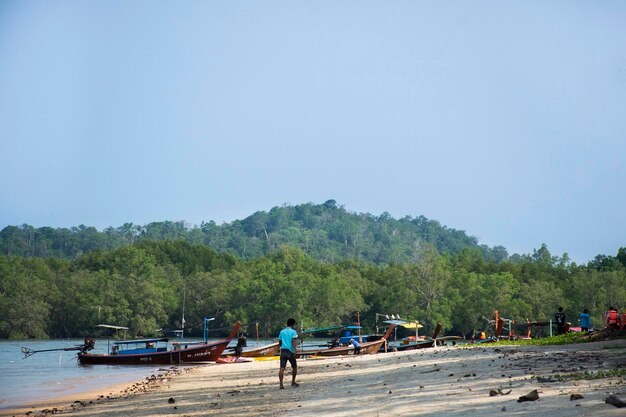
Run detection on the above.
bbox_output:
[3,339,625,417]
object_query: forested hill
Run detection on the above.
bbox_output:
[0,200,510,264]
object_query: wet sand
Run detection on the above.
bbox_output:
[3,339,625,416]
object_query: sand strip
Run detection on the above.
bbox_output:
[4,339,625,417]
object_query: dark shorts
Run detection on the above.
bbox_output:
[280,349,297,369]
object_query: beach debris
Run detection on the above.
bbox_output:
[168,397,175,404]
[388,390,392,394]
[570,394,584,401]
[501,406,506,411]
[536,376,556,383]
[489,389,512,397]
[517,389,540,403]
[605,395,626,408]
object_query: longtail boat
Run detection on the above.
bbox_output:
[393,338,435,351]
[389,323,463,351]
[222,341,281,358]
[78,322,240,365]
[312,324,395,357]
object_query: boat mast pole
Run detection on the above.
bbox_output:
[357,312,361,343]
[181,286,186,339]
[203,317,215,344]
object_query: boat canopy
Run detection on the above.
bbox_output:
[383,319,423,329]
[114,337,169,345]
[302,325,362,334]
[164,329,184,337]
[97,324,130,330]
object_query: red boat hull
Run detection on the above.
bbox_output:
[78,323,240,365]
[78,340,230,365]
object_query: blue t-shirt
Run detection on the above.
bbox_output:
[580,313,591,329]
[279,327,298,352]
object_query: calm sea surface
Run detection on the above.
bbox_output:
[0,337,270,411]
[0,337,331,411]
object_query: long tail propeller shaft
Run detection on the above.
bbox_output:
[21,338,96,359]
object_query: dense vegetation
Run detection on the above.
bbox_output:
[0,201,510,264]
[1,239,624,340]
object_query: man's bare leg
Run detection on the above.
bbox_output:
[279,367,285,389]
[292,367,299,387]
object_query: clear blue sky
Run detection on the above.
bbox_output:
[1,1,625,263]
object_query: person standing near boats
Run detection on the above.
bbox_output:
[555,307,567,335]
[349,338,361,354]
[579,308,591,332]
[278,318,299,389]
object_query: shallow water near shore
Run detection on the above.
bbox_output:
[0,337,346,411]
[0,337,259,411]
[0,339,166,410]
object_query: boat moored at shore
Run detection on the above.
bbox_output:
[78,322,240,365]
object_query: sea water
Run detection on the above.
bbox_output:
[0,338,220,411]
[0,337,327,411]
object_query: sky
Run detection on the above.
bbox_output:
[1,1,625,263]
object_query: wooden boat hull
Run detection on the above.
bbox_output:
[78,339,230,365]
[222,342,281,358]
[79,323,241,365]
[295,349,324,358]
[316,339,385,357]
[393,339,435,351]
[296,324,395,358]
[241,342,280,357]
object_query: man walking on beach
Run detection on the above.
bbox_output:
[279,318,299,389]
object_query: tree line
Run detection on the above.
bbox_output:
[0,200,510,264]
[1,240,624,340]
